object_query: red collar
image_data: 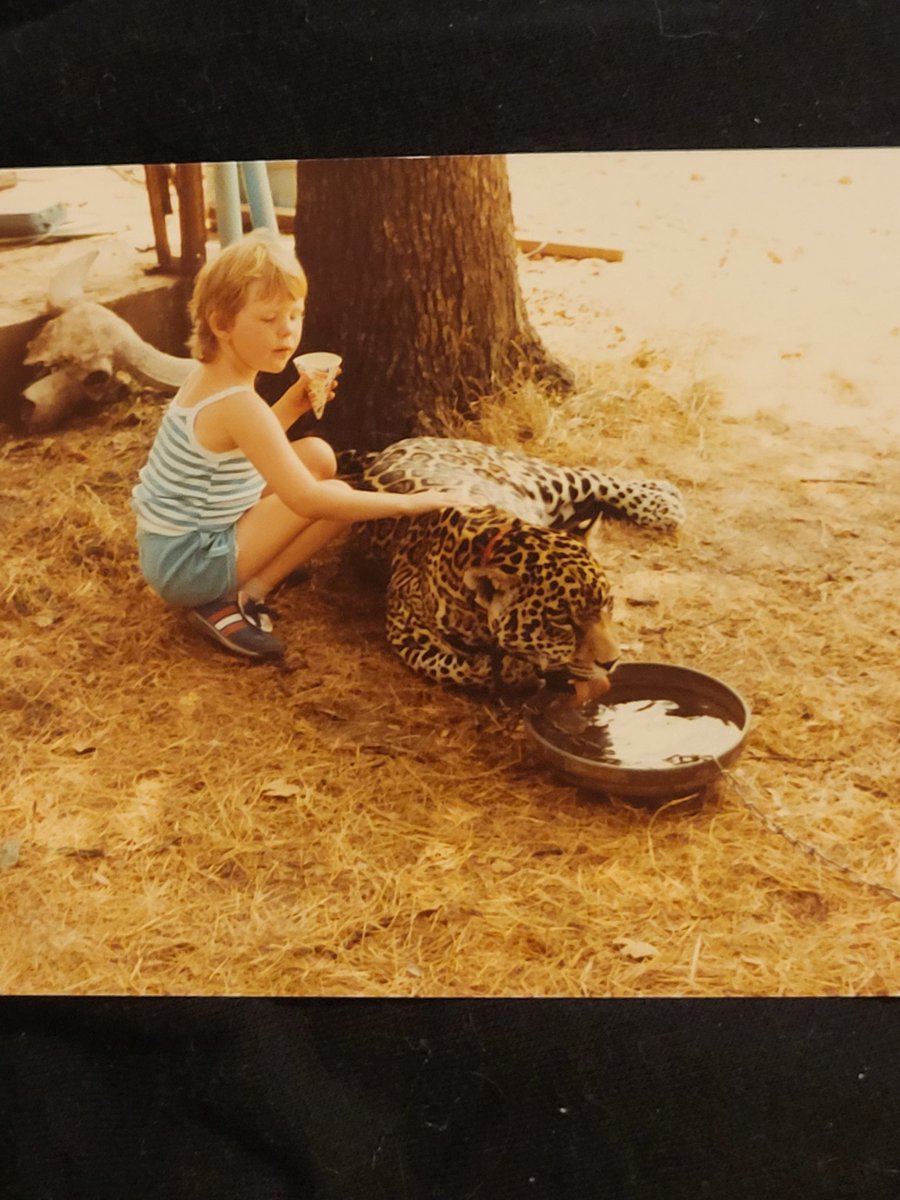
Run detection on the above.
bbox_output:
[480,527,507,565]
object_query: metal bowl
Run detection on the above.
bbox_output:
[523,662,751,801]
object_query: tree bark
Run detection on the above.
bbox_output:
[290,155,571,451]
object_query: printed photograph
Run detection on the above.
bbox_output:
[2,151,898,997]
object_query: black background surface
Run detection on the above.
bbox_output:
[2,2,899,1197]
[2,996,900,1199]
[1,0,898,164]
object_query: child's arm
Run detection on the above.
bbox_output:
[269,376,314,429]
[216,391,471,521]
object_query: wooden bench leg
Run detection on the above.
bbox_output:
[144,163,173,273]
[144,163,207,277]
[175,163,207,277]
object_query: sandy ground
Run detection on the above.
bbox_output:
[0,165,159,324]
[509,148,900,437]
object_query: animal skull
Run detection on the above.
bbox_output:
[20,249,194,432]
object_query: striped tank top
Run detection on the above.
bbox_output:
[132,383,266,535]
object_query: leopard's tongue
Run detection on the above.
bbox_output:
[571,676,612,706]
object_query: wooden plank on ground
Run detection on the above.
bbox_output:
[516,238,623,262]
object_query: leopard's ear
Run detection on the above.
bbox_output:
[462,565,515,607]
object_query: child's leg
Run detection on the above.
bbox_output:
[234,437,350,594]
[185,439,345,660]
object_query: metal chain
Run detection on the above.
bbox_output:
[719,766,900,906]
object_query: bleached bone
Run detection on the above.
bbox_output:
[22,368,103,431]
[46,249,102,312]
[20,250,195,431]
[25,303,193,388]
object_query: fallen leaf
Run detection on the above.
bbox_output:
[614,937,659,961]
[0,839,21,870]
[177,691,201,716]
[261,778,300,799]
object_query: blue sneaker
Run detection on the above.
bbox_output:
[186,596,283,661]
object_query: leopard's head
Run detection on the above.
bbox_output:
[455,513,620,688]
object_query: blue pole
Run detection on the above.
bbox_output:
[212,162,243,247]
[240,161,279,235]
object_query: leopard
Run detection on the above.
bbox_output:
[342,436,685,693]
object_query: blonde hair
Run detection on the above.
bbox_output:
[188,229,308,361]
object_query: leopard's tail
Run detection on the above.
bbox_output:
[547,467,686,534]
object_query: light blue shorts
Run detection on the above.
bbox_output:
[137,526,238,608]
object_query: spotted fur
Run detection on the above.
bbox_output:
[348,437,684,691]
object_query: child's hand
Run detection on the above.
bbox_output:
[401,487,478,515]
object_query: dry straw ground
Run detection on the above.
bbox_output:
[2,346,899,998]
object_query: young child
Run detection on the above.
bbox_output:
[132,229,471,661]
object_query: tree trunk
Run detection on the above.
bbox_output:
[291,155,571,451]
